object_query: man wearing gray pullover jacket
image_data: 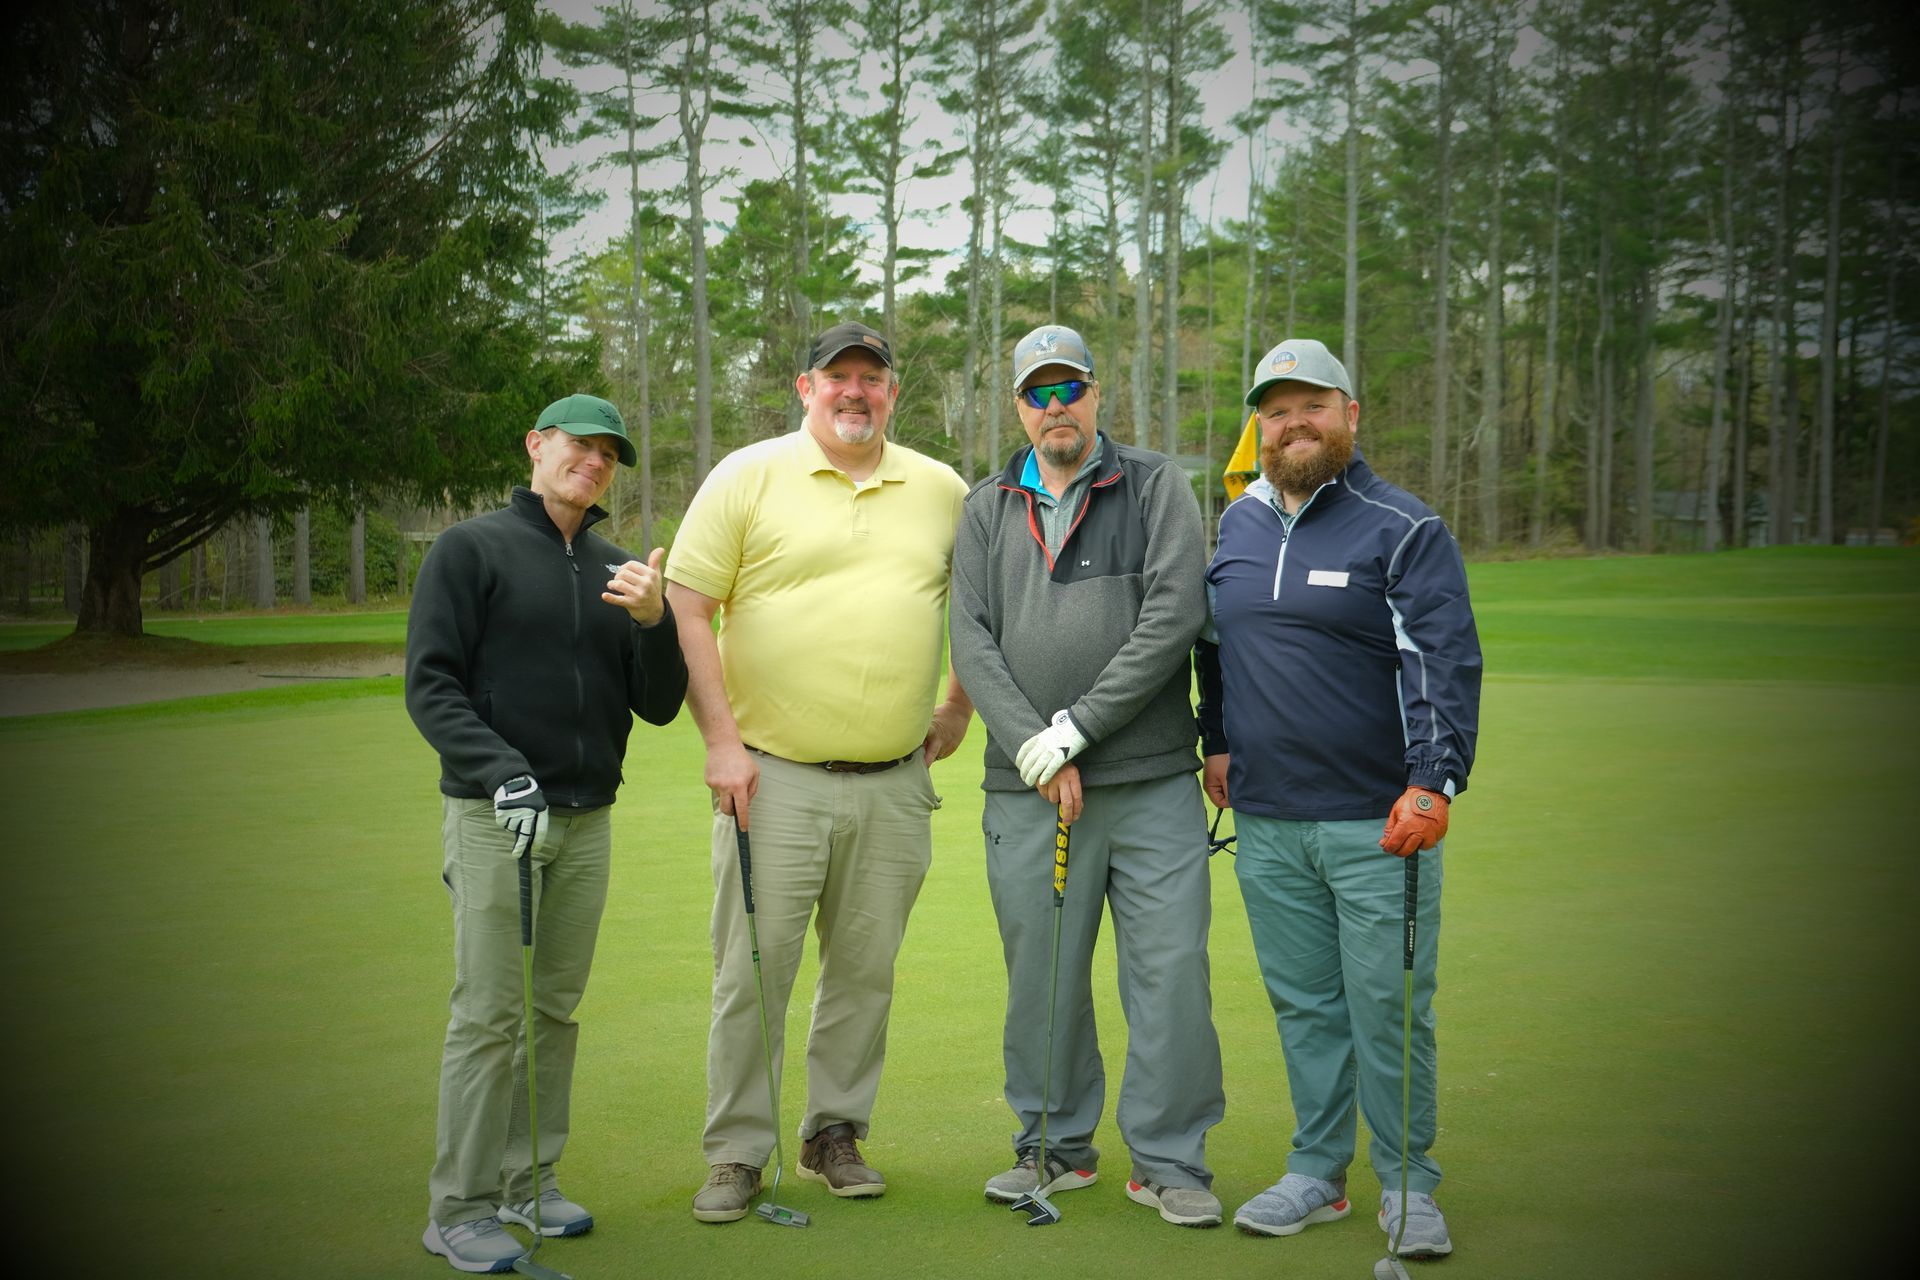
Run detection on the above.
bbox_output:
[949,325,1226,1228]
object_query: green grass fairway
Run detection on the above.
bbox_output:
[2,547,1914,1279]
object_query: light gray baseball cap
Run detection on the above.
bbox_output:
[1011,325,1094,390]
[1245,338,1354,406]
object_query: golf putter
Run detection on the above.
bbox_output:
[514,844,573,1280]
[734,826,810,1228]
[1372,850,1420,1280]
[1011,805,1072,1227]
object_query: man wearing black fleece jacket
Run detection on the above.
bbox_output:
[406,393,687,1273]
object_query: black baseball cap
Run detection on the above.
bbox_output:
[807,321,893,371]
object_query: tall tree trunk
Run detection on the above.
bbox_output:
[1705,176,1735,552]
[1731,286,1756,547]
[1870,136,1900,539]
[1160,5,1183,456]
[1103,111,1123,436]
[1477,16,1505,549]
[1816,55,1844,544]
[1341,0,1360,386]
[680,0,716,484]
[1241,124,1261,388]
[254,515,275,610]
[1588,234,1613,550]
[625,4,655,553]
[990,169,1007,462]
[1429,11,1454,508]
[191,540,207,606]
[74,511,146,636]
[1132,0,1154,445]
[1632,279,1657,551]
[1767,83,1798,547]
[64,521,83,614]
[156,555,181,611]
[792,7,813,348]
[1530,56,1563,547]
[292,507,311,604]
[348,505,365,603]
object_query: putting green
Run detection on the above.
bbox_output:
[2,547,1912,1278]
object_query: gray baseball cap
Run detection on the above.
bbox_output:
[535,393,636,467]
[1011,325,1094,390]
[1245,338,1354,406]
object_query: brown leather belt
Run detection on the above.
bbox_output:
[748,747,916,775]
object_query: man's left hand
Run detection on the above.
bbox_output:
[603,547,667,625]
[1380,787,1449,856]
[921,698,971,765]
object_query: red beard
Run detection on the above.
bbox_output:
[1260,424,1354,496]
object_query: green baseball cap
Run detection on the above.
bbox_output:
[534,393,636,467]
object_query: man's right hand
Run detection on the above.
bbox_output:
[1040,762,1083,826]
[706,741,760,831]
[1203,753,1230,810]
[493,775,549,859]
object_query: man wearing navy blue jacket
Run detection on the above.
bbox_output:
[1196,339,1480,1258]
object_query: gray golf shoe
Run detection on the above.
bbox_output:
[1234,1171,1352,1236]
[983,1149,1097,1203]
[422,1216,522,1274]
[692,1162,763,1222]
[499,1187,594,1237]
[1378,1189,1453,1257]
[1126,1176,1223,1227]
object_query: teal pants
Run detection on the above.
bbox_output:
[428,797,611,1226]
[1233,814,1442,1195]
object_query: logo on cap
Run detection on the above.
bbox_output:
[1033,330,1060,353]
[1270,351,1298,376]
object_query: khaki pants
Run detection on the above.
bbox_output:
[428,797,610,1226]
[702,752,938,1166]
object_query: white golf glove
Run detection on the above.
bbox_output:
[1014,709,1089,789]
[493,774,550,859]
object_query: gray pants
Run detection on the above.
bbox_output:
[429,798,610,1226]
[983,774,1225,1189]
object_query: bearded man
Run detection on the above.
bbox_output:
[1195,338,1482,1258]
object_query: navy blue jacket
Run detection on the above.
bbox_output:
[1195,454,1481,821]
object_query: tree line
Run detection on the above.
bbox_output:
[3,0,1914,636]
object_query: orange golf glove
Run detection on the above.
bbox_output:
[1380,787,1449,856]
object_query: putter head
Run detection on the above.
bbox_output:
[1373,1256,1413,1280]
[513,1253,572,1280]
[1009,1190,1062,1226]
[755,1201,811,1227]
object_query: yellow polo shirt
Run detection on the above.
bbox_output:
[667,428,968,763]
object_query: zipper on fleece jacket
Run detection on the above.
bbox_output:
[566,539,586,793]
[1268,481,1333,601]
[998,467,1122,574]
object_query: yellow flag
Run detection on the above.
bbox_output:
[1223,412,1260,501]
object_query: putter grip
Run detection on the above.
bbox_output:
[1053,810,1070,898]
[735,826,755,915]
[518,847,533,947]
[1402,852,1419,971]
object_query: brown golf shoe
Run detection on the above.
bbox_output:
[796,1123,885,1197]
[692,1162,762,1223]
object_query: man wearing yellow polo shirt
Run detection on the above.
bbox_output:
[666,321,973,1223]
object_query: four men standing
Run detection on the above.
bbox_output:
[407,325,1477,1268]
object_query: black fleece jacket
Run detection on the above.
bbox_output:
[405,486,687,809]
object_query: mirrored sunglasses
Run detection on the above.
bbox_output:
[1019,380,1091,410]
